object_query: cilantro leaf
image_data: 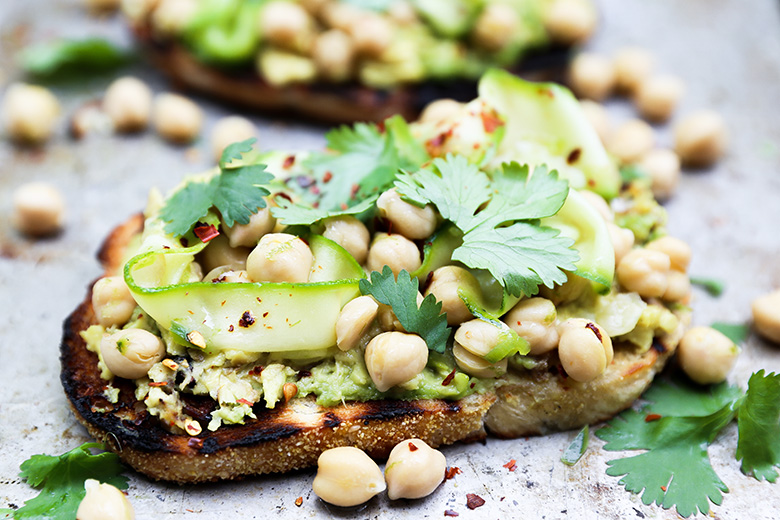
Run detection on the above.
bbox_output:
[690,276,725,297]
[736,370,780,481]
[562,425,589,466]
[271,194,377,227]
[15,442,128,520]
[640,378,743,417]
[359,266,450,353]
[219,138,257,168]
[711,322,749,345]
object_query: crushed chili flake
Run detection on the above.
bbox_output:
[445,466,462,480]
[645,413,662,422]
[350,184,360,198]
[566,148,582,165]
[294,497,303,507]
[585,322,603,341]
[466,493,485,510]
[221,300,226,306]
[661,485,667,492]
[239,310,256,328]
[257,297,262,303]
[249,366,264,376]
[193,223,219,243]
[503,459,517,472]
[228,325,234,332]
[310,186,321,195]
[480,110,504,133]
[283,155,296,168]
[322,171,333,183]
[340,203,348,210]
[263,311,269,318]
[442,369,457,386]
[444,510,459,517]
[149,381,168,387]
[470,382,475,389]
[237,398,254,407]
[179,237,189,247]
[408,442,419,452]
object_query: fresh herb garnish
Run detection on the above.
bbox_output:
[690,276,725,297]
[396,156,578,297]
[359,266,450,353]
[271,194,377,227]
[596,371,780,517]
[562,425,589,466]
[19,38,131,78]
[160,139,273,237]
[711,322,749,345]
[13,442,129,520]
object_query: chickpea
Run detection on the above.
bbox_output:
[100,329,165,379]
[677,327,738,384]
[366,232,422,277]
[606,222,635,266]
[419,98,462,125]
[151,0,198,35]
[336,296,379,351]
[322,215,370,264]
[617,249,670,298]
[503,298,559,355]
[580,190,613,222]
[223,207,276,248]
[608,119,655,165]
[320,2,363,32]
[203,266,250,284]
[385,439,446,500]
[424,266,478,326]
[259,1,314,52]
[579,100,611,144]
[640,148,681,201]
[312,447,385,507]
[752,289,780,343]
[613,47,655,95]
[76,479,134,520]
[377,189,437,240]
[299,0,326,15]
[557,318,613,382]
[636,74,685,122]
[246,233,314,283]
[103,77,152,133]
[84,0,121,12]
[388,1,417,25]
[472,4,518,51]
[364,331,428,392]
[153,93,203,144]
[674,110,727,168]
[12,182,65,236]
[453,343,507,378]
[378,292,423,332]
[210,115,256,162]
[543,0,597,46]
[312,30,355,82]
[350,14,394,58]
[92,276,137,328]
[201,234,250,273]
[568,53,616,102]
[645,236,691,273]
[663,270,691,303]
[2,83,60,144]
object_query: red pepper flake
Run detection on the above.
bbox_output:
[239,310,256,328]
[444,510,459,517]
[408,442,419,452]
[249,366,264,376]
[179,237,189,247]
[480,110,504,134]
[263,311,269,318]
[661,485,667,492]
[221,300,226,306]
[566,148,582,165]
[645,413,662,422]
[445,466,462,480]
[503,459,517,472]
[323,171,333,183]
[377,120,386,133]
[587,178,596,187]
[283,155,296,168]
[340,203,348,210]
[470,382,475,389]
[256,297,262,303]
[466,493,485,510]
[442,369,457,386]
[585,322,603,342]
[149,381,168,387]
[237,398,254,406]
[294,497,303,507]
[193,223,219,243]
[350,184,360,198]
[310,186,321,195]
[228,325,234,332]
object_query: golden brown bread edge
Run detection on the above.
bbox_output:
[60,215,685,483]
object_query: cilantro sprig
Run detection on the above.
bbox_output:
[12,442,129,520]
[396,155,578,297]
[359,266,450,353]
[596,371,780,517]
[160,139,273,237]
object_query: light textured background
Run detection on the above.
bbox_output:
[1,1,780,518]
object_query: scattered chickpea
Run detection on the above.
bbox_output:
[103,76,152,133]
[472,4,518,52]
[312,447,386,507]
[100,328,166,379]
[350,14,393,58]
[607,119,655,165]
[12,182,65,237]
[153,93,203,144]
[752,290,780,343]
[151,0,198,35]
[312,30,355,82]
[578,100,611,144]
[260,1,314,53]
[606,222,635,266]
[92,276,137,328]
[568,53,615,102]
[616,248,670,298]
[385,439,446,500]
[366,232,422,277]
[336,296,379,351]
[320,2,362,32]
[613,47,655,95]
[663,270,691,303]
[645,236,691,273]
[677,326,738,384]
[322,216,370,264]
[419,98,463,125]
[557,318,613,382]
[674,110,727,168]
[76,479,134,520]
[201,234,250,273]
[223,206,276,248]
[424,266,478,326]
[543,0,597,46]
[377,188,438,240]
[640,149,681,201]
[636,74,685,122]
[2,83,60,144]
[503,298,559,355]
[246,232,314,283]
[364,331,428,392]
[210,115,256,162]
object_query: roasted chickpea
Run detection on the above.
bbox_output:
[350,14,393,57]
[503,298,559,355]
[568,53,615,101]
[201,234,250,273]
[312,447,385,507]
[472,4,518,51]
[100,329,165,379]
[385,439,446,500]
[677,326,738,384]
[103,76,152,132]
[616,248,670,298]
[223,207,276,248]
[364,331,428,392]
[663,270,691,303]
[210,116,256,162]
[2,83,60,144]
[608,119,655,165]
[579,100,611,144]
[377,188,437,240]
[557,318,613,382]
[312,30,355,82]
[419,98,463,125]
[366,232,422,277]
[336,296,379,351]
[752,289,780,343]
[246,233,314,283]
[153,93,203,143]
[12,182,65,236]
[674,110,727,168]
[607,222,635,266]
[613,47,655,95]
[92,276,137,328]
[424,266,478,326]
[636,74,685,122]
[151,0,198,35]
[76,479,134,520]
[645,236,691,273]
[543,0,597,46]
[322,215,370,264]
[640,149,681,201]
[452,343,507,378]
